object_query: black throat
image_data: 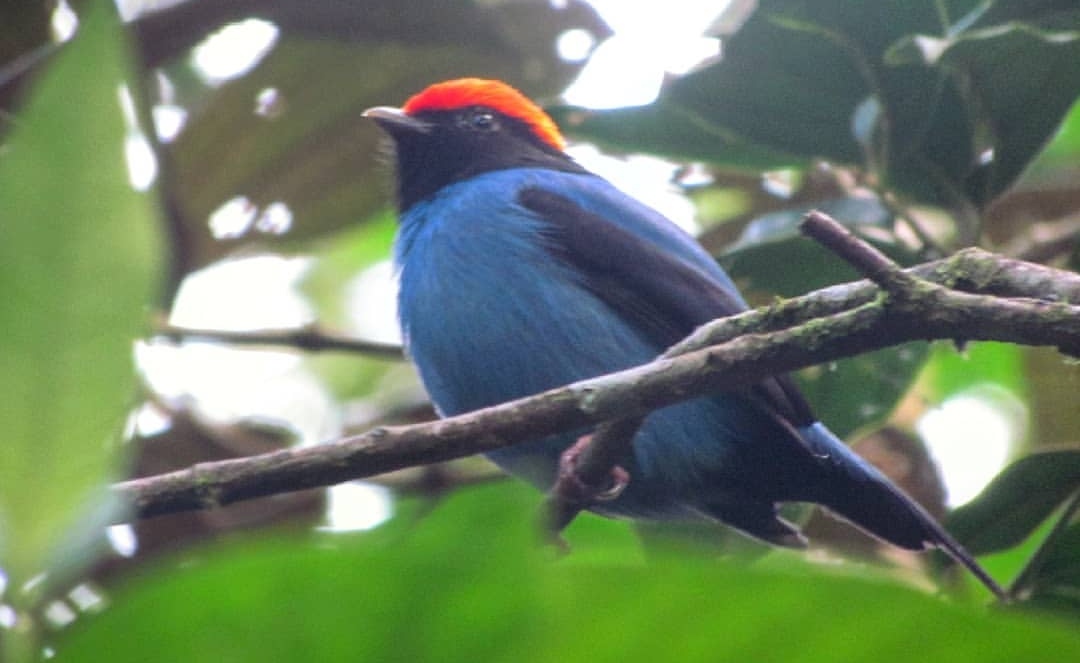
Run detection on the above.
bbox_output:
[383,110,588,212]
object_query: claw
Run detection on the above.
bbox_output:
[554,434,631,505]
[594,464,630,501]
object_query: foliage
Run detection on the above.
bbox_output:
[552,0,1080,212]
[0,1,1077,661]
[0,3,161,659]
[55,484,1080,663]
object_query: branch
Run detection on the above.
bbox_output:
[153,322,404,359]
[151,244,1080,362]
[115,246,1080,522]
[801,211,921,295]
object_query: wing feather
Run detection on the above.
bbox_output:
[518,186,815,428]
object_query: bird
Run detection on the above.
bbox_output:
[364,78,1004,598]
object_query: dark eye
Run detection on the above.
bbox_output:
[464,108,498,131]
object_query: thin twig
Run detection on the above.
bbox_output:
[153,323,404,359]
[801,210,920,295]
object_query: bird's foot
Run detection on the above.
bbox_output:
[554,434,630,505]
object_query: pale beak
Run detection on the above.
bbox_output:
[362,106,431,134]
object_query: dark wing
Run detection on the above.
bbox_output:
[518,187,815,429]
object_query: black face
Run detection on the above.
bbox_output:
[374,105,586,212]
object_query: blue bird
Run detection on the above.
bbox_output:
[365,78,1003,597]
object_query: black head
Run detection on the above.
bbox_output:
[364,79,586,211]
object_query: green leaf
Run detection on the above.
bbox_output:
[296,212,410,404]
[57,483,1080,662]
[1025,521,1080,616]
[553,1,945,171]
[959,0,1080,32]
[919,342,1028,403]
[300,211,397,332]
[1025,94,1080,175]
[719,197,898,295]
[797,343,930,439]
[888,11,1080,205]
[546,102,799,173]
[0,1,160,587]
[947,451,1080,555]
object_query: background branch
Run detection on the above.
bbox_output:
[153,322,404,359]
[149,246,1080,362]
[116,247,1080,522]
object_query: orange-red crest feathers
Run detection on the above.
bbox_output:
[402,78,566,152]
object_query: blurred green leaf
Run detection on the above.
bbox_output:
[1029,98,1080,174]
[1024,521,1080,617]
[919,342,1028,403]
[954,0,1080,33]
[975,515,1058,601]
[554,0,873,171]
[555,1,941,186]
[0,2,160,586]
[1024,347,1080,456]
[0,2,50,113]
[797,343,930,439]
[58,482,1080,662]
[300,211,397,331]
[947,451,1080,555]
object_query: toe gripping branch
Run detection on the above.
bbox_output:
[542,417,641,543]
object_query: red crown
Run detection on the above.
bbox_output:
[403,78,565,151]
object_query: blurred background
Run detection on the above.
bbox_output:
[2,1,1079,660]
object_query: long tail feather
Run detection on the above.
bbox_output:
[800,424,1007,600]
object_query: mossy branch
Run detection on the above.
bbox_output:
[115,213,1080,522]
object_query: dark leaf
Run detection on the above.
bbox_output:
[555,0,882,168]
[547,102,797,172]
[719,196,897,294]
[947,450,1080,555]
[553,0,1080,211]
[0,0,51,112]
[1025,522,1080,617]
[888,10,1080,206]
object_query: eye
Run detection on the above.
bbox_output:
[463,108,498,132]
